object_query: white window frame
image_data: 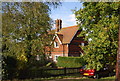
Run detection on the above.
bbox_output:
[54,41,59,48]
[81,43,85,46]
[49,56,52,58]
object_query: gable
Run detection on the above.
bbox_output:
[53,34,62,45]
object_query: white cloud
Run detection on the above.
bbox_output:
[65,14,77,26]
[51,13,77,28]
[61,14,77,27]
[68,14,76,22]
[62,22,70,27]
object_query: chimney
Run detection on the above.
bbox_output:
[55,19,62,32]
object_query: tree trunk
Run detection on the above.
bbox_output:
[116,6,120,81]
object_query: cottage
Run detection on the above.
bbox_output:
[46,19,86,62]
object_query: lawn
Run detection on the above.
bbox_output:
[4,76,115,81]
[43,76,115,81]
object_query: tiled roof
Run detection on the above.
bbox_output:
[57,25,79,44]
[57,34,63,42]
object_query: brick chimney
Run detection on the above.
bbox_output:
[55,19,62,32]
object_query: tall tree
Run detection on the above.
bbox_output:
[2,2,58,62]
[75,2,120,71]
[2,2,60,79]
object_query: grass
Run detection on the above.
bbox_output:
[4,76,115,81]
[101,76,115,79]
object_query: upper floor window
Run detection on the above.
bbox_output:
[54,41,59,48]
[81,43,84,46]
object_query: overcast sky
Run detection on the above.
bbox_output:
[50,2,83,29]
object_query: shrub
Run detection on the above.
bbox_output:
[2,54,57,80]
[2,55,18,80]
[57,57,86,68]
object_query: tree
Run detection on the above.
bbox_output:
[2,2,58,61]
[2,2,60,79]
[75,2,120,71]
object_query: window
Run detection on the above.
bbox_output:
[54,41,59,48]
[54,55,60,61]
[81,43,84,46]
[49,56,52,58]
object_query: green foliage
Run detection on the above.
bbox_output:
[75,2,120,70]
[2,55,18,79]
[2,2,53,59]
[28,55,50,68]
[2,2,60,79]
[57,57,86,68]
[2,55,53,79]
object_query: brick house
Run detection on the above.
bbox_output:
[46,19,87,62]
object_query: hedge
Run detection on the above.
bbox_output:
[57,57,86,68]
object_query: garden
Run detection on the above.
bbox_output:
[2,55,116,81]
[2,1,120,81]
[2,56,85,80]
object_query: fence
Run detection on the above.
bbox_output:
[44,67,81,76]
[19,67,81,79]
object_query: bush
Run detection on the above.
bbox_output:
[2,54,57,80]
[57,57,86,68]
[2,55,18,80]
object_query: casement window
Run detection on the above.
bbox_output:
[81,43,84,46]
[54,41,59,48]
[49,56,52,58]
[54,55,60,61]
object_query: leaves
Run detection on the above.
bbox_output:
[2,2,60,70]
[75,2,119,70]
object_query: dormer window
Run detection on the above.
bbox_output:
[54,41,59,48]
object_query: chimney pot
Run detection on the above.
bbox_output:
[55,19,62,32]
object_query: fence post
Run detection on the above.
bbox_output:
[64,67,66,75]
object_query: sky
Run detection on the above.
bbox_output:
[50,2,83,29]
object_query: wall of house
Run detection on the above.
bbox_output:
[68,44,82,57]
[68,31,85,57]
[46,30,87,61]
[51,37,68,61]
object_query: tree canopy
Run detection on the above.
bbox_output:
[2,2,57,62]
[2,2,60,79]
[75,2,120,70]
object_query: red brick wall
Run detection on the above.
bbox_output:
[68,30,85,56]
[46,30,87,61]
[68,44,82,56]
[51,37,68,61]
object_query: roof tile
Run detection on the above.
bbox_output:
[57,25,79,44]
